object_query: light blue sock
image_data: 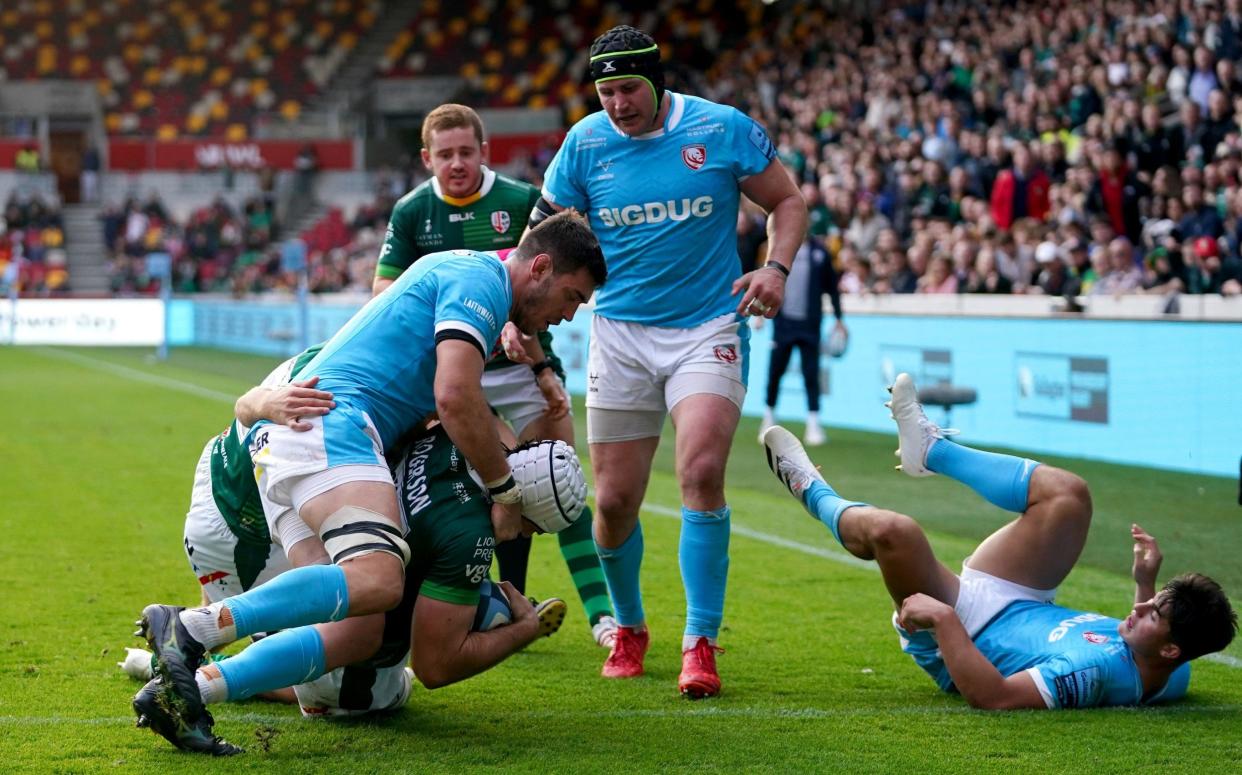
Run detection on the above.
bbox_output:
[926,440,1039,513]
[596,523,645,627]
[803,481,868,546]
[217,626,326,701]
[224,564,350,640]
[679,505,731,640]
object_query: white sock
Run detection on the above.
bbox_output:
[683,634,718,651]
[807,411,820,428]
[762,408,774,425]
[179,604,237,650]
[196,663,229,705]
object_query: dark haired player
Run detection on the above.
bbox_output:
[763,373,1236,709]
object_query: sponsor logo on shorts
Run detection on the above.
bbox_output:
[713,344,738,364]
[197,570,230,586]
[1082,631,1110,645]
[491,210,511,234]
[681,143,706,170]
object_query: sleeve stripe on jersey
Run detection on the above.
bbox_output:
[420,580,480,607]
[434,322,488,360]
[1025,667,1056,709]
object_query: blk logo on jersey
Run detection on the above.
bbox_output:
[491,211,511,234]
[713,344,738,364]
[681,143,707,170]
[1082,631,1110,645]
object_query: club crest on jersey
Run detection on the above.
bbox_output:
[681,144,707,171]
[1082,631,1110,645]
[713,344,738,364]
[491,210,511,234]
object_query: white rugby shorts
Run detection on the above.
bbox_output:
[586,312,748,413]
[483,362,568,437]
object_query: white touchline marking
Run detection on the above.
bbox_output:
[639,501,878,572]
[28,347,1242,672]
[32,347,236,403]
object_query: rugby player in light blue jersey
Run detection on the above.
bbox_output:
[763,373,1236,709]
[134,212,606,753]
[527,25,807,699]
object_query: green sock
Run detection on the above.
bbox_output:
[558,505,613,626]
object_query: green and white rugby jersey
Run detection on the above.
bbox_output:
[208,347,319,546]
[374,167,561,375]
[394,423,494,606]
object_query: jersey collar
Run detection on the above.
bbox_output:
[607,92,685,141]
[432,166,496,206]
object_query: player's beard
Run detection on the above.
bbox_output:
[513,280,552,335]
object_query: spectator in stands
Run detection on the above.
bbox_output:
[81,145,100,203]
[1088,141,1147,244]
[990,144,1050,230]
[1179,184,1224,240]
[919,254,958,295]
[1091,237,1143,296]
[15,145,40,172]
[845,191,889,255]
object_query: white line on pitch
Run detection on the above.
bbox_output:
[31,347,237,403]
[640,501,878,572]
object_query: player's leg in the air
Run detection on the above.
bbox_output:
[887,372,1092,590]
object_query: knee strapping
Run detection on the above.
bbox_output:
[319,506,410,566]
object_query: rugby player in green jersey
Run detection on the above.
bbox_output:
[133,358,578,751]
[372,103,617,649]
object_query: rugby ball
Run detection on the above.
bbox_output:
[473,579,513,631]
[825,325,849,358]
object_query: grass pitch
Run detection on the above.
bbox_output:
[1,345,1239,774]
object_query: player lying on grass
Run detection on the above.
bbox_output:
[762,373,1236,709]
[133,213,605,753]
[133,420,584,754]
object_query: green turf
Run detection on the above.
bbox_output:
[1,345,1239,773]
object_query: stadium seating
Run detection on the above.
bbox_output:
[0,0,381,137]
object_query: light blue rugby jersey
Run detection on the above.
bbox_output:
[542,92,776,328]
[290,250,510,450]
[905,600,1190,708]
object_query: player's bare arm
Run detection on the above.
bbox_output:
[372,276,395,296]
[234,376,335,431]
[1131,524,1162,605]
[434,338,523,541]
[899,593,1045,710]
[733,160,807,318]
[409,581,540,689]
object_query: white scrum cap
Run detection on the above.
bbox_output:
[507,440,588,533]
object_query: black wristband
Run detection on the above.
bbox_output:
[531,360,553,376]
[764,262,790,278]
[487,474,517,496]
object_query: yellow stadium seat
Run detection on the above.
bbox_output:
[280,100,301,121]
[225,124,247,141]
[157,124,178,140]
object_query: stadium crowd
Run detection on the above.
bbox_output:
[0,192,68,295]
[98,0,1242,297]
